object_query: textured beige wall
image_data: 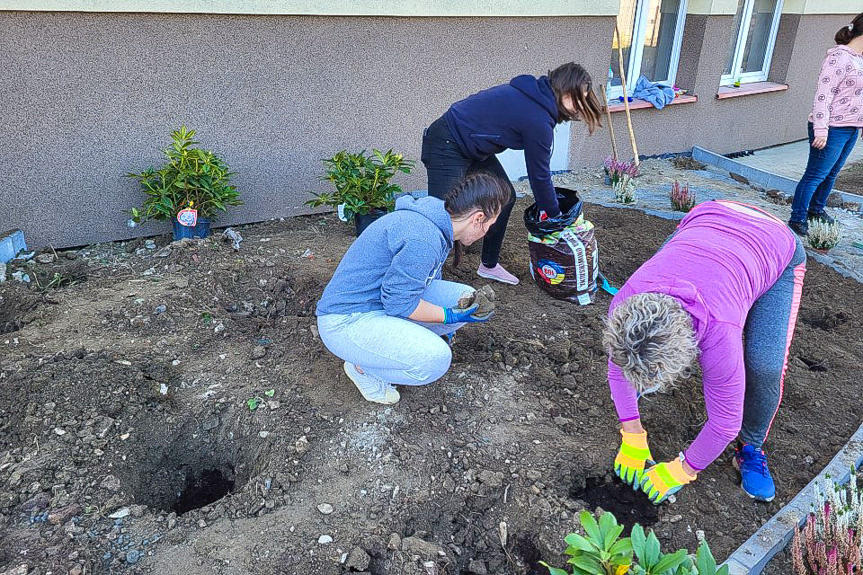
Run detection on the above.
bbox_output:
[590,14,850,166]
[1,0,623,16]
[0,12,612,247]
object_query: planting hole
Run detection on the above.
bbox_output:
[511,534,546,575]
[571,476,658,532]
[173,467,235,515]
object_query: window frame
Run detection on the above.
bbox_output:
[607,0,689,101]
[720,0,784,87]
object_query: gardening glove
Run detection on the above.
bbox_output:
[614,429,655,488]
[640,455,697,504]
[443,303,493,324]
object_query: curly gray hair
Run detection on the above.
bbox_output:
[602,292,699,394]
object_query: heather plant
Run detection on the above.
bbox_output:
[807,220,841,251]
[604,157,639,188]
[613,177,637,205]
[791,468,863,575]
[670,181,696,212]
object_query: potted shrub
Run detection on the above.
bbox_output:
[127,126,242,240]
[306,149,415,236]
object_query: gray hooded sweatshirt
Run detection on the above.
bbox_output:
[315,196,454,318]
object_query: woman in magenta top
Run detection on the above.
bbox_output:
[604,201,806,503]
[788,14,863,236]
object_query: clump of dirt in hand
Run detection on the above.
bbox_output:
[457,284,496,318]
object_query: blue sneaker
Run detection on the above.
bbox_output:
[733,443,775,502]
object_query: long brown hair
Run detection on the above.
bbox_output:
[444,172,511,267]
[547,62,604,134]
[836,13,863,45]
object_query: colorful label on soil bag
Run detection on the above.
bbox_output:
[536,259,565,285]
[560,229,588,292]
[176,208,198,227]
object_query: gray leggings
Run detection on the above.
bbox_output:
[739,235,806,447]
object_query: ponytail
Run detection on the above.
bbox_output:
[835,13,863,45]
[443,172,511,267]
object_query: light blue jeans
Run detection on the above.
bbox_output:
[316,280,472,386]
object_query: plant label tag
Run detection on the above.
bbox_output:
[177,208,198,227]
[337,204,348,222]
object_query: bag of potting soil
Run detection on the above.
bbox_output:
[524,187,600,305]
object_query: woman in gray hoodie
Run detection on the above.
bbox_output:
[316,173,512,404]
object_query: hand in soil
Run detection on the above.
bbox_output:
[456,284,496,320]
[614,429,655,488]
[640,458,697,504]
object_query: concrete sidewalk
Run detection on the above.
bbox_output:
[735,138,863,182]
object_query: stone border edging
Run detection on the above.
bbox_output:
[721,423,863,574]
[690,145,863,206]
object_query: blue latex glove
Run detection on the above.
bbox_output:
[443,303,493,324]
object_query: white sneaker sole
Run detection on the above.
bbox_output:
[477,269,520,285]
[343,363,400,405]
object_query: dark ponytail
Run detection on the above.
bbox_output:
[835,13,863,45]
[443,172,511,267]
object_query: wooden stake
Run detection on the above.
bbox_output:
[603,83,618,161]
[614,24,640,167]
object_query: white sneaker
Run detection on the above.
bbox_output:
[343,362,400,405]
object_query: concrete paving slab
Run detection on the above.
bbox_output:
[734,139,863,183]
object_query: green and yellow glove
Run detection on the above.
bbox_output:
[640,455,697,504]
[614,429,654,488]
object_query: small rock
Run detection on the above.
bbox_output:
[258,431,270,438]
[318,534,333,545]
[729,172,749,185]
[0,262,6,283]
[174,277,189,288]
[526,470,542,481]
[202,416,219,431]
[69,566,83,575]
[167,512,177,529]
[251,345,267,360]
[35,253,54,264]
[48,504,82,525]
[197,519,207,528]
[53,428,66,436]
[20,492,50,513]
[154,304,167,315]
[11,271,30,283]
[696,530,705,543]
[401,536,445,559]
[295,435,310,455]
[669,514,683,523]
[387,533,401,550]
[317,503,334,515]
[108,507,130,519]
[0,566,28,575]
[144,239,156,249]
[468,559,488,574]
[100,475,121,492]
[345,547,371,571]
[126,550,141,565]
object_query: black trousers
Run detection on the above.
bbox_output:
[420,116,517,268]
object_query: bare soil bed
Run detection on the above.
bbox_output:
[836,159,863,195]
[1,198,861,575]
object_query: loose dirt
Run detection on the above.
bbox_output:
[1,192,861,575]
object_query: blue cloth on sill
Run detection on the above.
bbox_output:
[632,75,676,110]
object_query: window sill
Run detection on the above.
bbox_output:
[607,94,698,113]
[716,82,788,100]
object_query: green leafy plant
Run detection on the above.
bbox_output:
[306,149,415,222]
[127,126,242,224]
[542,511,727,575]
[540,510,633,575]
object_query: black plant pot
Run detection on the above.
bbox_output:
[354,209,388,236]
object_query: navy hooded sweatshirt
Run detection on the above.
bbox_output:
[444,74,560,216]
[316,195,453,318]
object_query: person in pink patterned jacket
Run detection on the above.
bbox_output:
[788,13,863,236]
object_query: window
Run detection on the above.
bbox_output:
[608,0,689,101]
[721,0,784,86]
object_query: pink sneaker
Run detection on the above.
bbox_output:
[477,263,519,285]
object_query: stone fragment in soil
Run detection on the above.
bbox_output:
[457,284,496,318]
[345,547,370,571]
[317,503,334,515]
[318,534,333,544]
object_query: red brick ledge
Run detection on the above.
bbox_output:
[716,81,788,100]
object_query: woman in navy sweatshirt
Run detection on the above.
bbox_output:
[421,62,603,285]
